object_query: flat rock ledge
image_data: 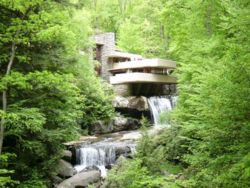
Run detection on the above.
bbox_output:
[113,96,149,111]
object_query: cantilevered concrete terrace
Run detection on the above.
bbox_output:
[109,58,176,72]
[110,73,177,84]
[94,33,177,96]
[109,58,177,85]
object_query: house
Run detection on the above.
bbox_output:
[93,33,177,96]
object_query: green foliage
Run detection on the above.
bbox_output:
[0,0,114,186]
[107,159,167,188]
[140,116,151,128]
[84,0,168,57]
[0,153,19,187]
[160,0,250,187]
[96,1,250,187]
[17,171,46,188]
[116,0,168,57]
[2,71,83,185]
[117,19,145,54]
[80,79,114,128]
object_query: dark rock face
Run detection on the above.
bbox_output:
[62,150,72,163]
[52,176,64,185]
[115,108,151,120]
[89,116,141,135]
[90,120,112,134]
[56,170,101,188]
[113,116,140,132]
[113,96,151,120]
[115,145,131,157]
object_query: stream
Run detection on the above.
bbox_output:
[72,96,177,177]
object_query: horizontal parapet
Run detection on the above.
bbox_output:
[108,51,142,59]
[109,58,176,72]
[110,73,177,85]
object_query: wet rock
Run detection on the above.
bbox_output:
[115,155,127,166]
[105,164,114,170]
[115,145,131,157]
[57,170,101,188]
[127,96,149,111]
[52,175,63,185]
[91,120,113,134]
[90,116,141,134]
[57,159,77,178]
[62,150,72,162]
[112,116,140,132]
[115,107,151,119]
[64,136,98,147]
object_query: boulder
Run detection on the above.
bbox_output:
[127,96,149,111]
[113,96,149,111]
[113,116,140,132]
[115,156,127,167]
[62,150,72,162]
[90,120,113,134]
[113,96,129,108]
[57,159,77,178]
[115,145,131,157]
[52,175,64,185]
[90,116,141,134]
[57,170,101,188]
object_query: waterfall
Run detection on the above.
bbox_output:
[74,142,135,177]
[148,96,177,125]
[171,96,178,108]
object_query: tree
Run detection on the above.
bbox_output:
[105,0,250,187]
[0,0,114,186]
[160,0,250,187]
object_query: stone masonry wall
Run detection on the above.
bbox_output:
[94,33,115,81]
[113,84,131,97]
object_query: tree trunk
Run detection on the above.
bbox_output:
[0,42,16,154]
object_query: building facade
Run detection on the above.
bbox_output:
[93,33,177,96]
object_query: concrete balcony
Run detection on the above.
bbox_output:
[109,58,176,72]
[110,72,177,85]
[108,51,142,60]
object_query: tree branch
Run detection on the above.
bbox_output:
[0,38,17,154]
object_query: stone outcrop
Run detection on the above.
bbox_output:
[127,96,149,111]
[57,159,77,178]
[57,170,101,188]
[113,116,140,131]
[90,116,140,134]
[113,96,149,111]
[62,150,72,163]
[113,96,129,108]
[115,145,131,157]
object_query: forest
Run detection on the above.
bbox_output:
[0,0,249,188]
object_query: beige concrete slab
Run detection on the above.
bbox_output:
[109,58,176,72]
[110,73,177,84]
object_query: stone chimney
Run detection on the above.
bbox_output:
[94,33,115,81]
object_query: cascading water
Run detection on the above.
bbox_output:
[73,96,178,179]
[171,96,178,108]
[74,141,135,177]
[148,96,177,125]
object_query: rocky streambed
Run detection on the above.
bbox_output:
[53,95,176,188]
[54,130,141,188]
